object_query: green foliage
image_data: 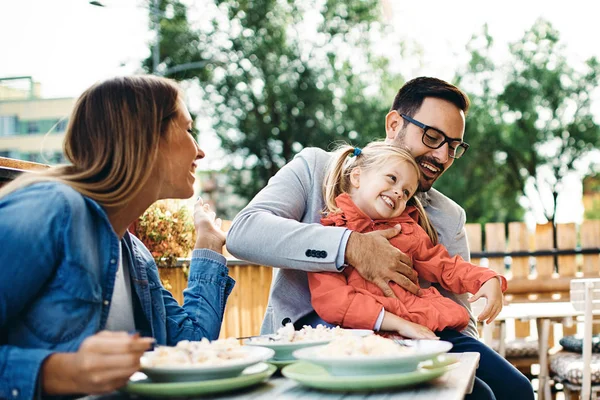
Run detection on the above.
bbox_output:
[146,0,397,202]
[438,25,525,224]
[136,200,195,267]
[499,19,600,224]
[145,7,599,227]
[445,20,600,224]
[585,198,600,220]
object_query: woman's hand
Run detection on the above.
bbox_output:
[469,277,504,324]
[41,331,155,395]
[380,311,439,340]
[193,197,226,253]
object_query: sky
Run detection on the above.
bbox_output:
[1,0,599,223]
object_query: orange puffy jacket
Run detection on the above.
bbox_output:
[308,193,507,332]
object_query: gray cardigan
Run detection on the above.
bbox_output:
[227,147,478,338]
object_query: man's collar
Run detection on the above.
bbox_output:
[416,191,431,207]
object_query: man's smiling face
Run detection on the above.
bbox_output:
[385,97,466,192]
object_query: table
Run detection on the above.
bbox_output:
[481,302,582,400]
[80,352,480,400]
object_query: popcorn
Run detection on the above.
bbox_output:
[250,323,352,343]
[318,334,413,357]
[142,338,248,367]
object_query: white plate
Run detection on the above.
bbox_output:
[292,339,452,376]
[244,329,374,361]
[244,337,331,361]
[346,329,374,337]
[140,346,275,382]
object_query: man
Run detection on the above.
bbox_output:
[228,76,476,336]
[227,76,534,400]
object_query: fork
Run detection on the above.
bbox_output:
[236,335,279,341]
[392,338,414,347]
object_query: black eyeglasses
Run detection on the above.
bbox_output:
[400,114,469,159]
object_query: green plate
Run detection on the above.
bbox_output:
[268,358,297,369]
[281,356,458,392]
[122,363,276,398]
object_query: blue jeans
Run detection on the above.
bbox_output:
[437,329,534,400]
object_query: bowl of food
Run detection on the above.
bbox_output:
[292,335,452,376]
[244,324,373,361]
[140,338,274,382]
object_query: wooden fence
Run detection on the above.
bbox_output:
[4,157,598,342]
[466,221,600,302]
[160,220,600,340]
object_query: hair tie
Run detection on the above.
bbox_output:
[352,147,362,157]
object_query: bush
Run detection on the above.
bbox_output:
[136,200,195,268]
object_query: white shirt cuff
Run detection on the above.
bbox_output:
[374,307,385,331]
[335,229,352,271]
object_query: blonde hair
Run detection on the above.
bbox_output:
[323,141,439,244]
[0,75,181,207]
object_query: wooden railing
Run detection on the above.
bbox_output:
[466,221,600,350]
[3,156,599,342]
[0,156,49,188]
[466,221,600,302]
[158,220,600,340]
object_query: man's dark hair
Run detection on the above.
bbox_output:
[390,77,470,119]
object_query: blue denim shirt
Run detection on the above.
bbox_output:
[0,182,235,400]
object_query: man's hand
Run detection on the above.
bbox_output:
[345,225,419,297]
[468,277,504,324]
[194,197,226,253]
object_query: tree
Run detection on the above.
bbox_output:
[498,19,600,236]
[449,20,600,256]
[144,0,400,209]
[436,25,525,224]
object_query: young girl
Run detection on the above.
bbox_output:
[308,142,534,400]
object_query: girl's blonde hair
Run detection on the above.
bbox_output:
[323,141,438,244]
[0,75,181,207]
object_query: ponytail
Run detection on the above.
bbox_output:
[323,145,359,215]
[322,141,438,246]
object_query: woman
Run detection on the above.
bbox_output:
[0,75,235,399]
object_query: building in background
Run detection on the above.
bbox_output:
[0,76,74,164]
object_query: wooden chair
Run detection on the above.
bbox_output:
[551,278,600,399]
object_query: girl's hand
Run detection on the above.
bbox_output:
[469,277,504,324]
[396,320,439,340]
[193,197,226,253]
[380,311,439,340]
[42,331,155,395]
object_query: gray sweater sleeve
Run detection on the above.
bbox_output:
[227,148,346,272]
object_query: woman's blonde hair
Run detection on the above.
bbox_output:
[0,75,181,207]
[323,141,438,244]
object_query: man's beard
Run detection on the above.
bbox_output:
[415,155,445,192]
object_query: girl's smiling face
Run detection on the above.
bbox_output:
[349,159,419,220]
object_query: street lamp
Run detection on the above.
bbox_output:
[89,0,160,74]
[89,1,217,76]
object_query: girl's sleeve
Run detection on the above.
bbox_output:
[412,238,507,295]
[308,269,384,330]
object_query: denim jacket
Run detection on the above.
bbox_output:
[0,182,235,400]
